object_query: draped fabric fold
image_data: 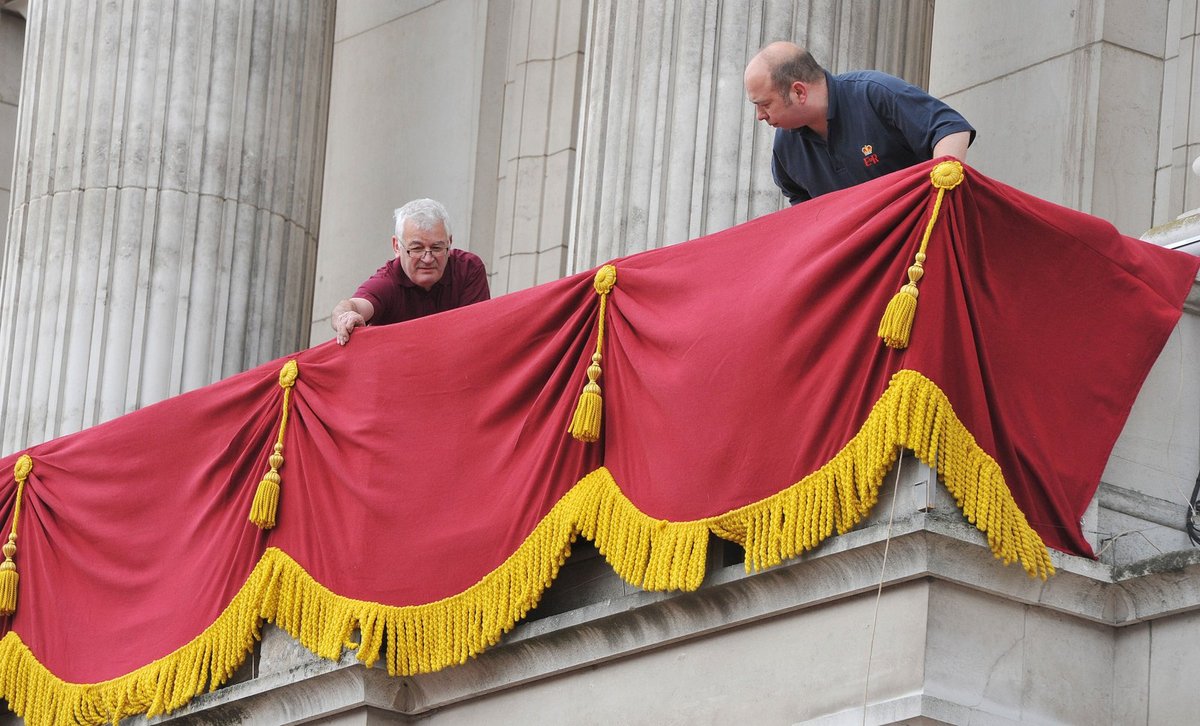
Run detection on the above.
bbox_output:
[0,160,1195,724]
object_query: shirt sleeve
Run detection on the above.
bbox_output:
[866,77,975,158]
[354,262,395,324]
[458,253,491,305]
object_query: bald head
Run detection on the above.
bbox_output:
[744,42,827,131]
[746,42,825,96]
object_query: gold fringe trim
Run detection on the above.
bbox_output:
[709,369,1053,579]
[0,369,1051,725]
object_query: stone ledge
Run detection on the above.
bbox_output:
[144,504,1200,722]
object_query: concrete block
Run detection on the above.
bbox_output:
[0,13,22,105]
[499,73,523,165]
[1190,37,1200,141]
[1103,0,1168,56]
[419,583,931,725]
[534,246,565,285]
[538,150,572,251]
[491,161,517,248]
[547,52,582,154]
[334,0,439,43]
[488,252,510,297]
[554,0,585,56]
[930,0,1098,96]
[937,52,1094,213]
[518,58,553,156]
[1113,622,1150,726]
[526,0,558,60]
[503,250,538,292]
[1147,612,1200,723]
[1093,45,1164,234]
[1158,56,1177,170]
[1020,607,1113,723]
[924,583,1025,721]
[0,101,14,193]
[1096,507,1190,565]
[511,155,545,254]
[507,0,532,67]
[1153,166,1174,227]
[1180,0,1198,35]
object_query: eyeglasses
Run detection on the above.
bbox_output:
[405,245,449,260]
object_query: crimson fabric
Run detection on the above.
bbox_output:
[355,249,490,325]
[0,160,1195,684]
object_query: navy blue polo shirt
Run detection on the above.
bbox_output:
[771,70,975,204]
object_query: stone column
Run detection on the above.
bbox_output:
[568,0,934,272]
[0,0,334,454]
[0,4,24,266]
[486,0,588,295]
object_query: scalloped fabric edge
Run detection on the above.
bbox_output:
[0,368,1052,725]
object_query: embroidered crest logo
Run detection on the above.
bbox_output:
[861,143,880,168]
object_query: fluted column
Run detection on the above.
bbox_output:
[0,0,334,454]
[568,0,933,271]
[0,6,23,265]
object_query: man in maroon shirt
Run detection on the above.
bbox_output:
[332,198,491,345]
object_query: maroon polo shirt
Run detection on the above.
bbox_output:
[355,249,490,325]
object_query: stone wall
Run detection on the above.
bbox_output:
[929,0,1198,236]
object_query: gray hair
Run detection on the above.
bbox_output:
[393,198,453,240]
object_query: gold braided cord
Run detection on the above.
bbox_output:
[0,368,1050,725]
[250,359,300,529]
[8,455,31,540]
[878,160,965,349]
[569,264,618,442]
[0,455,33,615]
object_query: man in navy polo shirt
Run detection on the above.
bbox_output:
[744,41,974,204]
[331,198,490,345]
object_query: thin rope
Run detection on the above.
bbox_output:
[861,449,905,725]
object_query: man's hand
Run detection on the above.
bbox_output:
[334,310,365,345]
[331,298,374,346]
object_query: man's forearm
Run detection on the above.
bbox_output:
[932,131,970,161]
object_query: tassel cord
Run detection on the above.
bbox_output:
[251,361,299,529]
[8,462,28,543]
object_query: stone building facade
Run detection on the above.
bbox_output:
[0,0,1199,723]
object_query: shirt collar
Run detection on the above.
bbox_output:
[823,70,839,123]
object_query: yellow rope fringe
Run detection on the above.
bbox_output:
[250,360,299,529]
[0,369,1051,725]
[569,264,618,442]
[878,160,964,349]
[709,369,1053,579]
[0,455,32,616]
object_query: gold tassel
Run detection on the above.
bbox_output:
[0,454,32,615]
[569,264,617,442]
[878,160,965,349]
[251,360,299,529]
